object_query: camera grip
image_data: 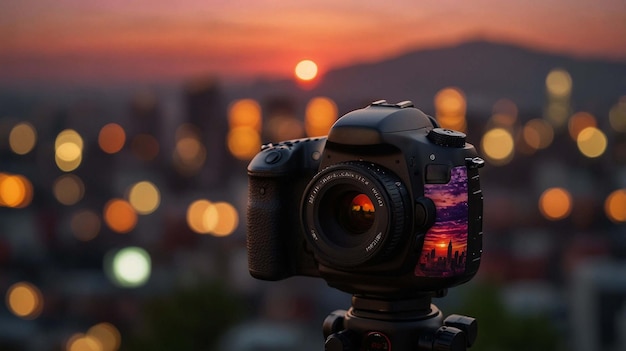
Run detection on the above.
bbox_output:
[247,176,295,280]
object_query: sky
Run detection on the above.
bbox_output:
[1,0,625,86]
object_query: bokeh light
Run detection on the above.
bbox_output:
[491,99,518,128]
[227,127,262,161]
[6,281,44,319]
[9,122,37,155]
[523,118,554,151]
[70,209,101,241]
[539,187,573,220]
[545,68,572,97]
[103,199,137,233]
[98,123,126,154]
[266,115,305,141]
[481,128,514,165]
[128,181,160,215]
[173,124,206,176]
[228,99,262,132]
[295,59,318,81]
[305,97,338,137]
[87,322,121,351]
[53,174,85,206]
[434,87,466,132]
[106,247,151,288]
[186,200,238,236]
[568,111,597,141]
[0,173,34,208]
[55,129,84,172]
[576,127,607,158]
[66,333,102,351]
[605,189,626,223]
[131,134,159,161]
[609,97,626,132]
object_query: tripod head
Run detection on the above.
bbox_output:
[322,292,477,351]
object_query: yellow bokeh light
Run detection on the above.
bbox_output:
[228,99,262,131]
[546,69,572,97]
[544,101,570,128]
[539,187,573,220]
[128,181,160,215]
[605,189,626,223]
[70,209,101,241]
[0,173,33,208]
[98,123,126,154]
[568,111,597,141]
[103,199,137,234]
[523,119,554,150]
[576,127,607,158]
[227,127,261,161]
[67,333,103,351]
[55,129,84,172]
[305,97,338,137]
[609,97,626,132]
[187,199,214,234]
[481,128,514,165]
[206,202,239,237]
[53,174,85,206]
[87,322,121,351]
[434,87,467,132]
[9,122,37,155]
[295,59,318,81]
[6,281,43,319]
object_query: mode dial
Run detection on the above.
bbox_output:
[427,128,466,148]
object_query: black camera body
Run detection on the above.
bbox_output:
[247,100,484,298]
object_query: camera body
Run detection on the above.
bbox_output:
[247,100,484,297]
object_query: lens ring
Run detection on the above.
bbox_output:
[301,162,409,268]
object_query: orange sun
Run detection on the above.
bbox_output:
[294,59,318,81]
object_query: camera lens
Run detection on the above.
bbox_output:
[339,193,375,234]
[301,162,409,268]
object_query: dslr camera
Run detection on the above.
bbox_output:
[247,100,484,298]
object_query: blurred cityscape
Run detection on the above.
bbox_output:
[1,40,626,351]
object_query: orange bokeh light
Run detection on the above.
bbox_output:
[568,111,597,141]
[0,173,34,208]
[605,189,626,223]
[103,199,138,233]
[99,123,126,154]
[539,187,573,220]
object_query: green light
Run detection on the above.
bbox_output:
[106,247,151,288]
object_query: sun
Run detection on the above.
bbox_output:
[294,59,318,81]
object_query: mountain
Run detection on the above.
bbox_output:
[232,40,626,115]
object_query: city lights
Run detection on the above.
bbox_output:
[106,247,151,288]
[305,97,338,137]
[9,122,37,155]
[480,128,514,165]
[539,187,573,220]
[66,333,101,351]
[103,199,137,233]
[576,127,607,158]
[227,127,262,161]
[545,68,572,97]
[6,281,44,319]
[0,173,33,208]
[227,99,262,160]
[98,123,126,154]
[568,112,597,141]
[605,189,626,223]
[490,99,518,128]
[53,174,85,206]
[128,181,160,215]
[173,124,206,176]
[186,199,238,236]
[228,99,262,131]
[87,322,121,351]
[434,87,467,132]
[523,118,554,151]
[55,129,84,172]
[295,59,318,81]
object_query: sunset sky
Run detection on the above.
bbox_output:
[1,0,625,85]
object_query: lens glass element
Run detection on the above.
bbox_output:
[340,193,375,234]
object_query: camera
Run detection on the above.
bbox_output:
[247,100,484,298]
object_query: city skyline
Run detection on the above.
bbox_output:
[1,0,625,85]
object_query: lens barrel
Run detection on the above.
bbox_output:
[301,162,409,268]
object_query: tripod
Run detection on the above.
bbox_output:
[322,292,477,351]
